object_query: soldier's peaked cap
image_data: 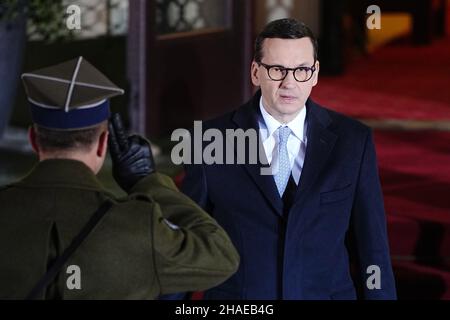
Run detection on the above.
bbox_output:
[21,56,124,130]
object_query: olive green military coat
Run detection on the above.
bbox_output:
[0,159,239,299]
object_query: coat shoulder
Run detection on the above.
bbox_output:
[202,95,256,131]
[202,111,237,131]
[313,101,371,137]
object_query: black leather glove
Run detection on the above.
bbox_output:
[108,113,155,192]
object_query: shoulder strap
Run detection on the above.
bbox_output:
[26,200,113,300]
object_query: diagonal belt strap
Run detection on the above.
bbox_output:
[26,200,113,300]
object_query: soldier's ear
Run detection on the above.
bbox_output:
[28,126,40,154]
[97,130,108,158]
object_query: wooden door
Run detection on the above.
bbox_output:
[128,0,253,137]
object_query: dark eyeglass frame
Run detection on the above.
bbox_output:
[258,61,317,82]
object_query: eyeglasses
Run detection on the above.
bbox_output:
[258,61,316,82]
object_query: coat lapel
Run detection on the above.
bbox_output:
[294,99,337,204]
[230,94,338,215]
[231,92,284,216]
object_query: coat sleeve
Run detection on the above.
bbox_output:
[351,129,397,299]
[129,172,239,296]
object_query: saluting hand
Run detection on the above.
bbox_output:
[108,113,155,192]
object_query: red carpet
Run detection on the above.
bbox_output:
[376,130,450,224]
[376,131,450,270]
[312,37,450,120]
[393,261,450,299]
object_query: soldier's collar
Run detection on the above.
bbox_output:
[16,159,107,192]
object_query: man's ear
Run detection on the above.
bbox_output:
[28,126,40,154]
[97,130,109,158]
[251,61,261,87]
[312,60,320,87]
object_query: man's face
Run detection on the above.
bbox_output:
[251,37,319,123]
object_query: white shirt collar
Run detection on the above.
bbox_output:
[259,97,307,143]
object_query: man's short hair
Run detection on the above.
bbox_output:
[34,121,107,152]
[254,18,318,63]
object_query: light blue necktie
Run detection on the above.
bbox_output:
[274,126,291,196]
